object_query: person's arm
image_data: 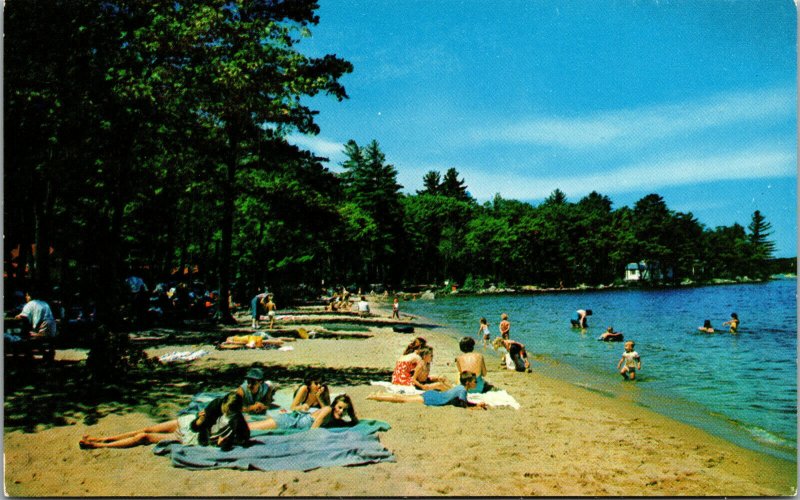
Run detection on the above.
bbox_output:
[319,385,331,407]
[451,387,486,410]
[310,406,332,428]
[636,355,642,370]
[480,356,487,377]
[291,386,310,411]
[617,357,624,370]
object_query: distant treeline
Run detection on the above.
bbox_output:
[5,1,780,325]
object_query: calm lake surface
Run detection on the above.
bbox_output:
[400,278,797,462]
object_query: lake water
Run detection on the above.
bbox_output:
[400,278,797,462]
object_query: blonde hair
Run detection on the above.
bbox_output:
[492,337,506,350]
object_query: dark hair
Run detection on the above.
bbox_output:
[459,371,477,386]
[731,312,738,319]
[703,319,712,328]
[417,346,433,358]
[586,309,593,316]
[459,337,475,353]
[303,371,325,388]
[479,317,487,324]
[328,394,358,426]
[403,336,427,355]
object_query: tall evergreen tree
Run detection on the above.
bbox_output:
[440,167,470,201]
[747,210,776,278]
[418,170,441,195]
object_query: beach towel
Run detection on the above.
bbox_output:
[152,426,395,471]
[467,390,521,410]
[369,381,520,409]
[158,350,209,363]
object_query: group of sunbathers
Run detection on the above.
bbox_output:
[78,368,358,450]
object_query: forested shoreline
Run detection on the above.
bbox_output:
[5,1,783,323]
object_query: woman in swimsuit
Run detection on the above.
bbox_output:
[249,394,359,431]
[413,347,451,391]
[291,372,331,411]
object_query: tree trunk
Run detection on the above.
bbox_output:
[214,136,239,325]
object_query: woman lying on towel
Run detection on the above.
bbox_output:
[249,394,358,431]
[79,392,249,450]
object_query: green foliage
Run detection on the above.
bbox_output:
[6,0,781,346]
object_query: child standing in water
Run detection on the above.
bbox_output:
[499,313,511,339]
[722,312,739,333]
[617,340,641,380]
[477,317,491,349]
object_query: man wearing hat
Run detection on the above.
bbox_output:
[235,367,274,414]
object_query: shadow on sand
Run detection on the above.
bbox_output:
[4,357,391,433]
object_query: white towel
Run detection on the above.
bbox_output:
[467,389,521,410]
[158,349,209,363]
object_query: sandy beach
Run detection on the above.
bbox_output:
[4,299,796,496]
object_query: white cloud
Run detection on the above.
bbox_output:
[429,147,796,201]
[287,134,345,163]
[469,87,795,150]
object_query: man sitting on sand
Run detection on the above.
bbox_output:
[368,371,488,410]
[235,367,274,414]
[455,337,489,393]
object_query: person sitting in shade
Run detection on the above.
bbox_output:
[235,367,275,414]
[367,371,488,410]
[357,295,370,317]
[15,290,58,361]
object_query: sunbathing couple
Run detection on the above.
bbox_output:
[79,368,358,450]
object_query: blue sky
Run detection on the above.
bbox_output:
[289,0,797,257]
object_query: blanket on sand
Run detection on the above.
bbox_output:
[369,381,521,409]
[153,427,395,471]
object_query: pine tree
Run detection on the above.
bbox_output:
[418,170,441,195]
[440,167,470,201]
[747,210,775,278]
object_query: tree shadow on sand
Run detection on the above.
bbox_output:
[4,357,392,433]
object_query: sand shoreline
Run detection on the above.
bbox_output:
[4,299,796,496]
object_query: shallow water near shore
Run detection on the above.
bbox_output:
[400,278,797,462]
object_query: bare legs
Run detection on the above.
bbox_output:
[79,420,180,449]
[367,393,425,404]
[248,417,278,431]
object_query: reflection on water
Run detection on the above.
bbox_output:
[402,279,797,462]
